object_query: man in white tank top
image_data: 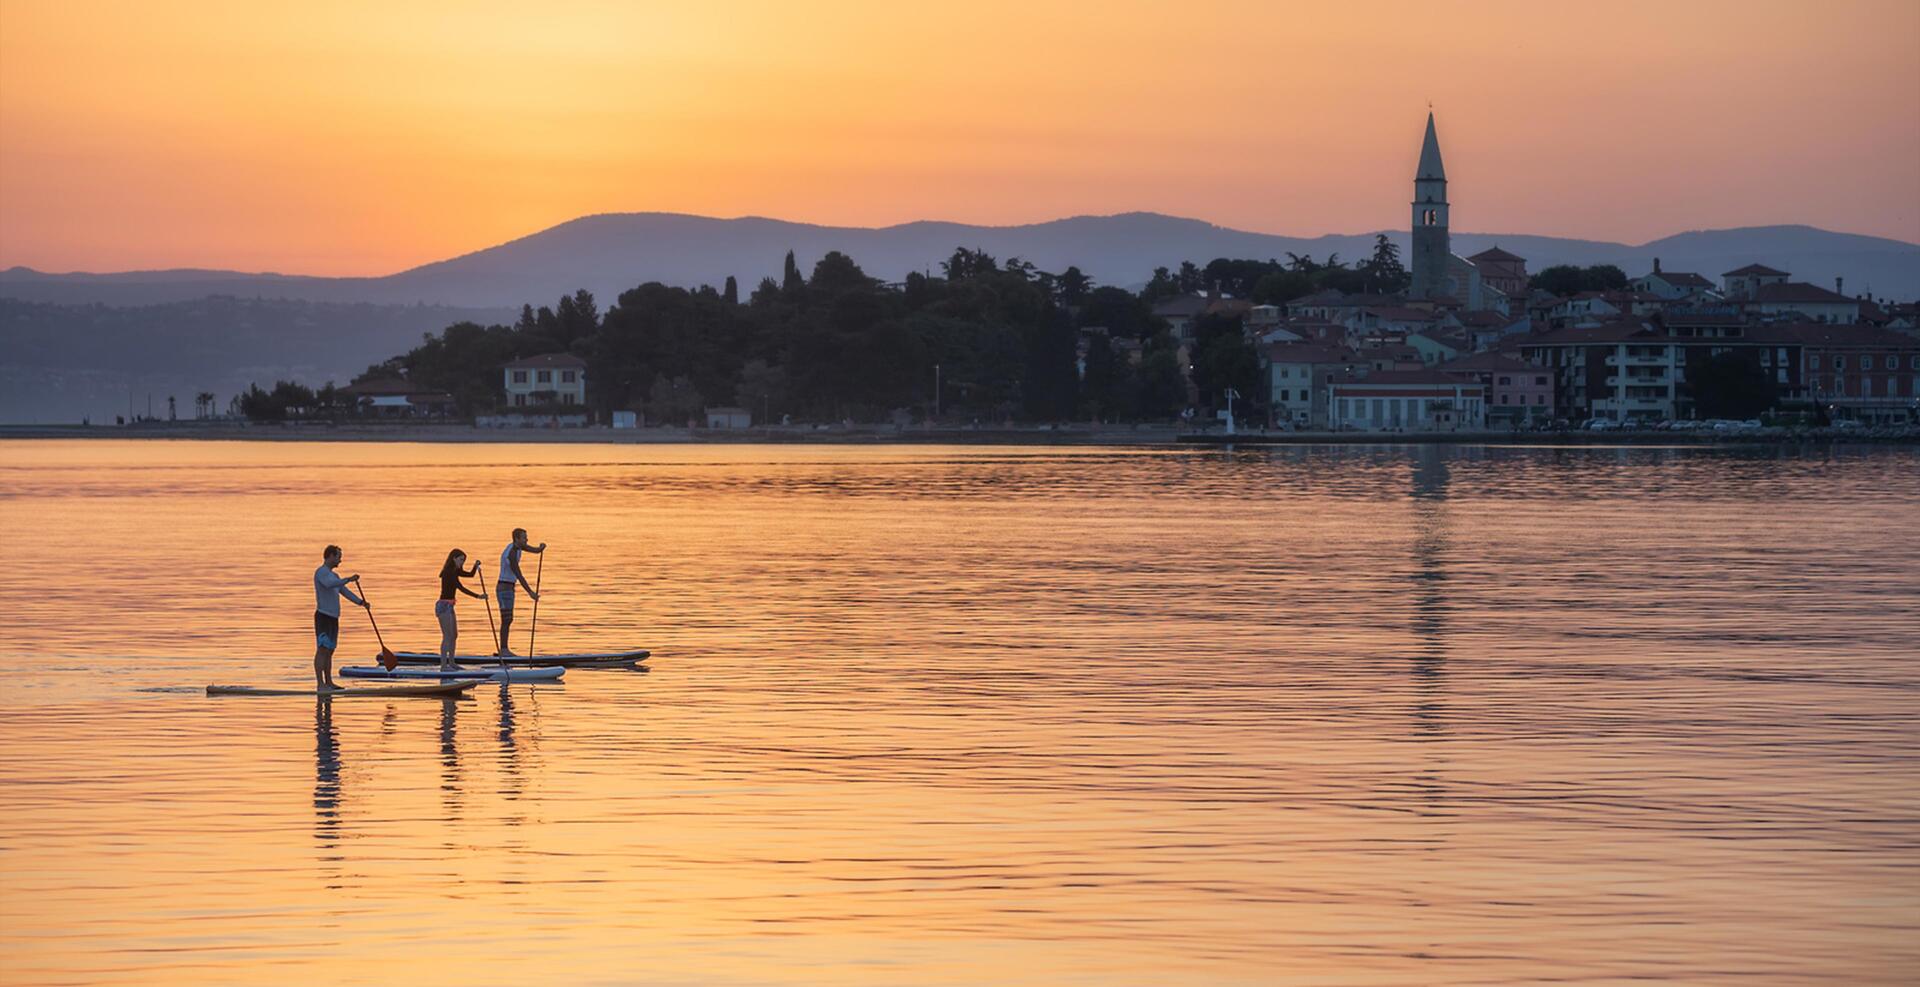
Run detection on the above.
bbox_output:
[494,527,546,656]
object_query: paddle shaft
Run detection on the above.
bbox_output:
[359,581,391,653]
[478,563,504,676]
[527,550,545,659]
[476,560,499,660]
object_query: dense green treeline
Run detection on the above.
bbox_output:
[363,248,1201,423]
[320,239,1410,424]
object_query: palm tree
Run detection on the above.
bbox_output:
[195,392,215,418]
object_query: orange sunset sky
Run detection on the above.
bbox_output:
[2,0,1916,276]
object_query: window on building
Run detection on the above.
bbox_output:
[1862,378,1874,397]
[1278,390,1289,402]
[512,370,528,384]
[1862,356,1874,370]
[1535,376,1546,386]
[561,370,577,383]
[563,392,576,405]
[1500,394,1511,405]
[1810,355,1821,370]
[1537,393,1547,405]
[537,370,552,383]
[1497,376,1511,385]
[514,394,527,407]
[1834,356,1846,370]
[1911,356,1920,370]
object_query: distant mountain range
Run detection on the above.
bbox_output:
[3,211,1917,423]
[6,212,1919,308]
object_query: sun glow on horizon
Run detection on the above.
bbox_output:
[1,0,1916,275]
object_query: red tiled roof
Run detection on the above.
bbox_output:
[1664,311,1746,325]
[1294,292,1404,308]
[1365,306,1440,321]
[1467,246,1525,263]
[1778,323,1920,349]
[1647,270,1713,288]
[503,352,588,370]
[1342,369,1481,385]
[1522,321,1663,345]
[1750,283,1855,305]
[1439,351,1533,373]
[1267,343,1355,365]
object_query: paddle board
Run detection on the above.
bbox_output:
[340,666,564,682]
[388,649,649,668]
[207,680,481,697]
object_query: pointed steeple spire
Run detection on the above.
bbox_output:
[1416,111,1446,182]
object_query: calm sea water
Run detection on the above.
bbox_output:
[1,439,1917,986]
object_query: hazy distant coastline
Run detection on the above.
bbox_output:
[7,212,1917,308]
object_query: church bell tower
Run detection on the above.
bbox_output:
[1409,111,1449,299]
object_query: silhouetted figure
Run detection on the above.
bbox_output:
[495,528,545,656]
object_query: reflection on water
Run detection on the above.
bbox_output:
[3,439,1919,987]
[314,697,341,849]
[1408,447,1451,818]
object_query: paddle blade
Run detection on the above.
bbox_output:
[379,648,398,671]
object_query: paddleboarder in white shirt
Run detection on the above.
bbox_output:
[495,528,545,656]
[313,544,367,691]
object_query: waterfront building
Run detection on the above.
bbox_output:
[1518,322,1679,422]
[502,353,588,408]
[1267,342,1358,428]
[1792,324,1920,423]
[704,407,753,429]
[1328,370,1487,431]
[339,378,458,418]
[1518,321,1918,423]
[1439,351,1553,425]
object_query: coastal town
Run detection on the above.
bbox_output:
[80,114,1919,440]
[1159,114,1919,434]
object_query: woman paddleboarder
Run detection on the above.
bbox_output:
[435,549,485,671]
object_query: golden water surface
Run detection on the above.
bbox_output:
[2,440,1916,986]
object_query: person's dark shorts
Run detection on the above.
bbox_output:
[496,581,515,613]
[314,611,340,650]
